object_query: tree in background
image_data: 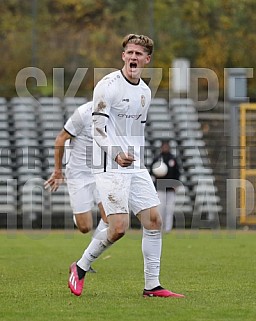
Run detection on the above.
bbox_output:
[1,0,256,98]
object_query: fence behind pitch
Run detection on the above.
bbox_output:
[240,103,256,225]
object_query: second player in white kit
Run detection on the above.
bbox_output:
[45,102,107,235]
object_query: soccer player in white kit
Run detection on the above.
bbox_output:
[68,34,185,298]
[44,101,108,238]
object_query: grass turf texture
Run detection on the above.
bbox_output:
[0,230,255,321]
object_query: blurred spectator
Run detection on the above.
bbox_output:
[150,141,180,232]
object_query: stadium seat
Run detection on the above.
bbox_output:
[21,177,49,227]
[11,97,36,105]
[48,184,73,217]
[147,99,176,143]
[0,181,17,219]
[0,97,7,104]
[39,97,61,105]
[188,167,213,176]
[173,113,199,122]
[149,105,169,114]
[0,167,13,180]
[151,98,168,105]
[178,129,203,140]
[177,121,201,130]
[148,113,171,122]
[181,139,205,148]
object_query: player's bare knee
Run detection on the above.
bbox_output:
[78,225,92,234]
[113,231,125,242]
[140,210,162,230]
[77,220,93,233]
[114,225,127,238]
[108,214,128,240]
[150,216,162,230]
[108,224,127,242]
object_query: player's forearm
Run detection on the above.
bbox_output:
[92,110,122,160]
[54,136,65,173]
[93,126,122,160]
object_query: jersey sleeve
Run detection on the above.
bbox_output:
[64,108,84,137]
[92,79,122,160]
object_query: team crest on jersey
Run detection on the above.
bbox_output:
[141,95,146,107]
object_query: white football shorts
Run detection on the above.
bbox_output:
[94,170,160,216]
[66,178,101,214]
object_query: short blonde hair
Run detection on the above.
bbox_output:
[122,34,154,55]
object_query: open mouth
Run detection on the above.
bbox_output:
[130,62,137,69]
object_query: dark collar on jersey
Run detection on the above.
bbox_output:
[120,70,140,86]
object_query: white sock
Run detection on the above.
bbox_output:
[77,227,112,272]
[73,215,78,227]
[142,228,162,290]
[93,219,109,239]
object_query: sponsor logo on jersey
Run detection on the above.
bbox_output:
[118,113,142,120]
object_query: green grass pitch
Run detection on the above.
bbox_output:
[0,229,255,321]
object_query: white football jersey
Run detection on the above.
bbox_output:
[64,102,94,181]
[92,70,151,173]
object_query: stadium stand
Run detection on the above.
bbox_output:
[146,98,175,143]
[10,98,44,227]
[0,98,17,226]
[197,106,228,225]
[170,98,222,227]
[146,98,193,227]
[37,97,73,227]
[0,96,222,229]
